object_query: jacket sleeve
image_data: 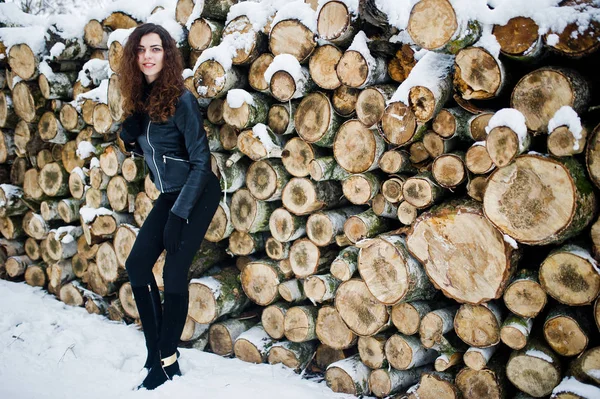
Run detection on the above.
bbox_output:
[170,92,213,220]
[119,113,144,152]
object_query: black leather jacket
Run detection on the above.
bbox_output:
[119,90,214,220]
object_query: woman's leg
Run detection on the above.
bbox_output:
[141,176,221,389]
[125,194,172,371]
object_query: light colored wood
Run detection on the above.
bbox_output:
[484,155,595,245]
[262,302,289,340]
[380,102,426,146]
[316,305,357,350]
[334,279,389,336]
[234,324,275,364]
[268,340,318,372]
[306,207,362,247]
[464,345,498,371]
[506,340,562,397]
[281,137,324,177]
[334,120,385,173]
[466,143,494,175]
[408,199,520,305]
[454,302,503,348]
[325,354,371,396]
[500,314,532,350]
[330,246,359,282]
[230,188,278,233]
[511,67,590,133]
[249,53,274,93]
[503,269,547,318]
[281,178,344,216]
[419,306,459,348]
[240,259,292,306]
[295,92,341,148]
[269,19,317,63]
[548,124,588,157]
[284,305,318,342]
[543,306,590,357]
[289,238,336,278]
[317,1,356,47]
[269,207,307,242]
[308,44,342,90]
[408,0,480,53]
[331,85,359,117]
[455,47,505,100]
[432,153,467,189]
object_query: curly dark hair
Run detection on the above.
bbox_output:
[120,23,185,122]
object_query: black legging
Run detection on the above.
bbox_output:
[125,174,221,293]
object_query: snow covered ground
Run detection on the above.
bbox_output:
[0,280,359,399]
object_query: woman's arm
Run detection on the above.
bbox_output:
[120,112,144,151]
[170,91,213,220]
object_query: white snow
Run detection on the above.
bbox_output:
[226,0,288,32]
[49,42,66,59]
[252,124,278,153]
[79,206,113,223]
[567,245,600,274]
[0,26,47,55]
[486,108,528,152]
[548,106,583,151]
[526,349,553,363]
[546,33,560,45]
[226,89,254,109]
[76,141,97,160]
[316,0,360,18]
[473,141,486,147]
[348,30,376,70]
[195,34,241,71]
[146,7,185,45]
[182,68,194,80]
[271,0,317,32]
[553,377,600,398]
[184,0,206,30]
[107,28,135,49]
[76,79,109,104]
[78,59,111,88]
[389,51,454,105]
[0,183,22,199]
[190,276,222,299]
[588,369,600,379]
[38,60,55,78]
[373,0,600,42]
[503,234,518,249]
[263,54,306,94]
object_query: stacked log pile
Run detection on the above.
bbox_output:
[1,0,600,397]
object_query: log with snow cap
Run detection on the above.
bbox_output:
[268,0,318,63]
[336,31,388,89]
[263,53,314,102]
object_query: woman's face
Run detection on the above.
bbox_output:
[137,33,164,84]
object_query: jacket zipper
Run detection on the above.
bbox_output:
[147,121,164,192]
[163,155,189,163]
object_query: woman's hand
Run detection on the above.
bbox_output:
[163,211,185,253]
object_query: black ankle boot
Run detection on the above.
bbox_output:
[131,282,162,370]
[139,291,188,390]
[138,351,181,390]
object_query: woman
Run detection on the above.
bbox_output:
[119,23,220,390]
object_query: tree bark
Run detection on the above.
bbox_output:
[268,340,317,371]
[189,267,249,324]
[343,209,393,243]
